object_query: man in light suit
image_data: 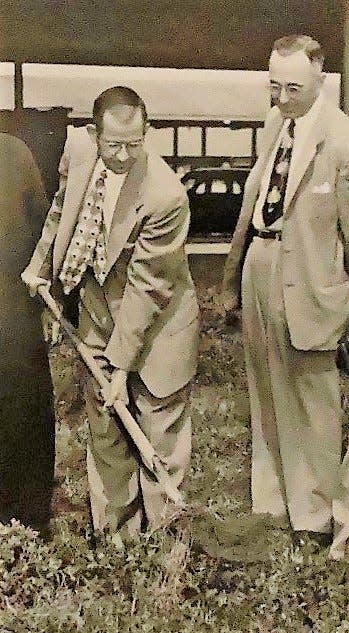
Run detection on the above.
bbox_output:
[22,86,199,539]
[222,35,349,551]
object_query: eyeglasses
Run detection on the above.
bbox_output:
[269,82,303,98]
[98,137,144,156]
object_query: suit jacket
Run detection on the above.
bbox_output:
[0,133,52,392]
[25,126,199,397]
[222,99,349,352]
[0,133,54,525]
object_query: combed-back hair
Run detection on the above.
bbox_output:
[272,34,324,70]
[93,86,148,133]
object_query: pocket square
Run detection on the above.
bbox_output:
[312,182,332,194]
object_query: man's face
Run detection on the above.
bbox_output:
[97,106,145,174]
[269,50,324,119]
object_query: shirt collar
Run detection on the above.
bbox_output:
[95,156,127,183]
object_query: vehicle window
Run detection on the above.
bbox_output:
[183,178,196,192]
[196,182,206,194]
[211,179,227,193]
[232,181,242,194]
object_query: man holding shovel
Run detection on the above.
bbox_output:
[22,86,199,540]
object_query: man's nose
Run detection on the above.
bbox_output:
[279,85,289,104]
[115,144,129,161]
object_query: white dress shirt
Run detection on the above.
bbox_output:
[86,157,127,237]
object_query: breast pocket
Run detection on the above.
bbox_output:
[306,191,336,220]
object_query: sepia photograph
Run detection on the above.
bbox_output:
[1,1,349,631]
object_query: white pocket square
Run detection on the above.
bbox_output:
[312,182,332,194]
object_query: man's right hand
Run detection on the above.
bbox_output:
[220,287,240,312]
[220,290,241,328]
[21,269,51,298]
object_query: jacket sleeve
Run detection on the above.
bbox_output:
[336,140,349,275]
[221,107,279,308]
[22,133,71,279]
[104,192,190,370]
[221,157,263,308]
[18,140,49,243]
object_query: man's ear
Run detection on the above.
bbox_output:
[144,121,151,135]
[87,123,97,142]
[320,72,326,87]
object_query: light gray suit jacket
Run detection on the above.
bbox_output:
[222,100,349,351]
[25,126,199,397]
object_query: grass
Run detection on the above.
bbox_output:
[2,282,349,632]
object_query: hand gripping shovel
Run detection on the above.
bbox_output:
[38,285,184,508]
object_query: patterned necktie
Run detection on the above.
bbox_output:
[262,119,295,228]
[59,169,108,294]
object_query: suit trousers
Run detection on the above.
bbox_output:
[241,236,342,532]
[74,269,192,536]
[85,372,191,537]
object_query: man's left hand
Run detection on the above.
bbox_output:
[102,368,129,407]
[41,306,63,345]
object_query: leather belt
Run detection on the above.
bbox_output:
[257,230,282,240]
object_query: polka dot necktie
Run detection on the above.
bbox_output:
[262,118,295,228]
[59,169,108,294]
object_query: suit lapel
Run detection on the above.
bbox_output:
[260,114,284,169]
[284,102,326,212]
[106,152,147,274]
[53,150,97,277]
[251,114,284,203]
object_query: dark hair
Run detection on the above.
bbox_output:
[93,86,148,133]
[272,34,324,70]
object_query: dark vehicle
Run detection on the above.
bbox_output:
[181,162,251,236]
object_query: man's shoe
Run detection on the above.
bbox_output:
[292,530,332,548]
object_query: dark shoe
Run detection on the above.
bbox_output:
[292,530,332,548]
[36,523,54,542]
